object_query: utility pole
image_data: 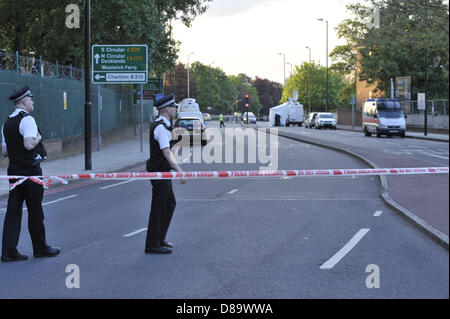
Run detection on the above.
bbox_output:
[318,18,329,112]
[306,46,312,115]
[424,47,428,136]
[84,0,92,170]
[424,3,429,136]
[187,52,194,98]
[278,52,286,86]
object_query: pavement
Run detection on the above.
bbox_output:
[249,122,449,249]
[337,125,449,142]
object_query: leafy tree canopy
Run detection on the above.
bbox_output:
[334,0,449,99]
[190,62,237,114]
[0,0,212,75]
[281,62,347,112]
[229,73,262,115]
[252,77,283,115]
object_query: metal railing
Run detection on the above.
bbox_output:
[0,51,84,81]
[0,51,130,93]
[399,99,448,116]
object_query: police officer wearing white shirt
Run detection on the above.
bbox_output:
[145,94,186,254]
[1,86,60,262]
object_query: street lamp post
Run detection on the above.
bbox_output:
[278,52,286,86]
[84,0,92,170]
[187,52,194,98]
[287,62,293,77]
[318,18,329,112]
[306,46,312,115]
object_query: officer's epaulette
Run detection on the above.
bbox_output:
[155,119,173,132]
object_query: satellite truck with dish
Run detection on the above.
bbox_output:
[269,90,304,127]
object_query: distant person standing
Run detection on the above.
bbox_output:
[219,114,225,128]
[1,86,60,262]
[145,94,187,254]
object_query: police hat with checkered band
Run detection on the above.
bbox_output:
[155,94,178,110]
[9,86,33,103]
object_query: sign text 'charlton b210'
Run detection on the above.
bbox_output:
[92,45,148,84]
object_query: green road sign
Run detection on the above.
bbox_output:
[92,44,148,84]
[143,78,160,91]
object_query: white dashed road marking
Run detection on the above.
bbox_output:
[123,228,147,238]
[373,210,383,217]
[100,180,135,190]
[320,228,370,270]
[1,195,79,213]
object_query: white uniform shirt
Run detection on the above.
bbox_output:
[2,109,39,150]
[153,116,172,150]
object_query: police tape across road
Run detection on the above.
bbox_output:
[1,167,449,191]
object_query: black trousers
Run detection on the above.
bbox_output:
[145,180,176,249]
[2,166,47,256]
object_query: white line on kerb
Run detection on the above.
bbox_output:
[123,228,147,238]
[373,210,383,217]
[100,180,135,190]
[1,195,79,213]
[320,228,370,270]
[227,189,239,194]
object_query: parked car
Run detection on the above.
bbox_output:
[202,113,211,121]
[172,116,207,145]
[314,112,337,129]
[242,112,257,124]
[304,112,318,129]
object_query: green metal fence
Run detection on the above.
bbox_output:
[0,52,151,140]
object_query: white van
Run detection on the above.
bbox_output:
[362,99,406,138]
[177,98,203,120]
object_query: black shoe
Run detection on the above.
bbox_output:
[161,240,173,249]
[1,252,28,262]
[34,245,60,258]
[145,246,172,254]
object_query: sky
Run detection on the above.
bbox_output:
[172,0,360,84]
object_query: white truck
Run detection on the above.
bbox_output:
[177,98,203,120]
[269,91,304,127]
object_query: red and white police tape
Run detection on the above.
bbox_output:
[1,167,448,191]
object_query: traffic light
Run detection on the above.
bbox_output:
[245,94,249,107]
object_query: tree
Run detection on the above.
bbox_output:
[229,74,262,115]
[281,62,346,112]
[329,4,372,108]
[343,0,449,99]
[164,62,197,101]
[252,77,283,115]
[0,0,212,74]
[190,62,236,113]
[329,10,368,77]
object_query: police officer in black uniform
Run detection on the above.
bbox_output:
[1,86,60,262]
[145,94,186,254]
